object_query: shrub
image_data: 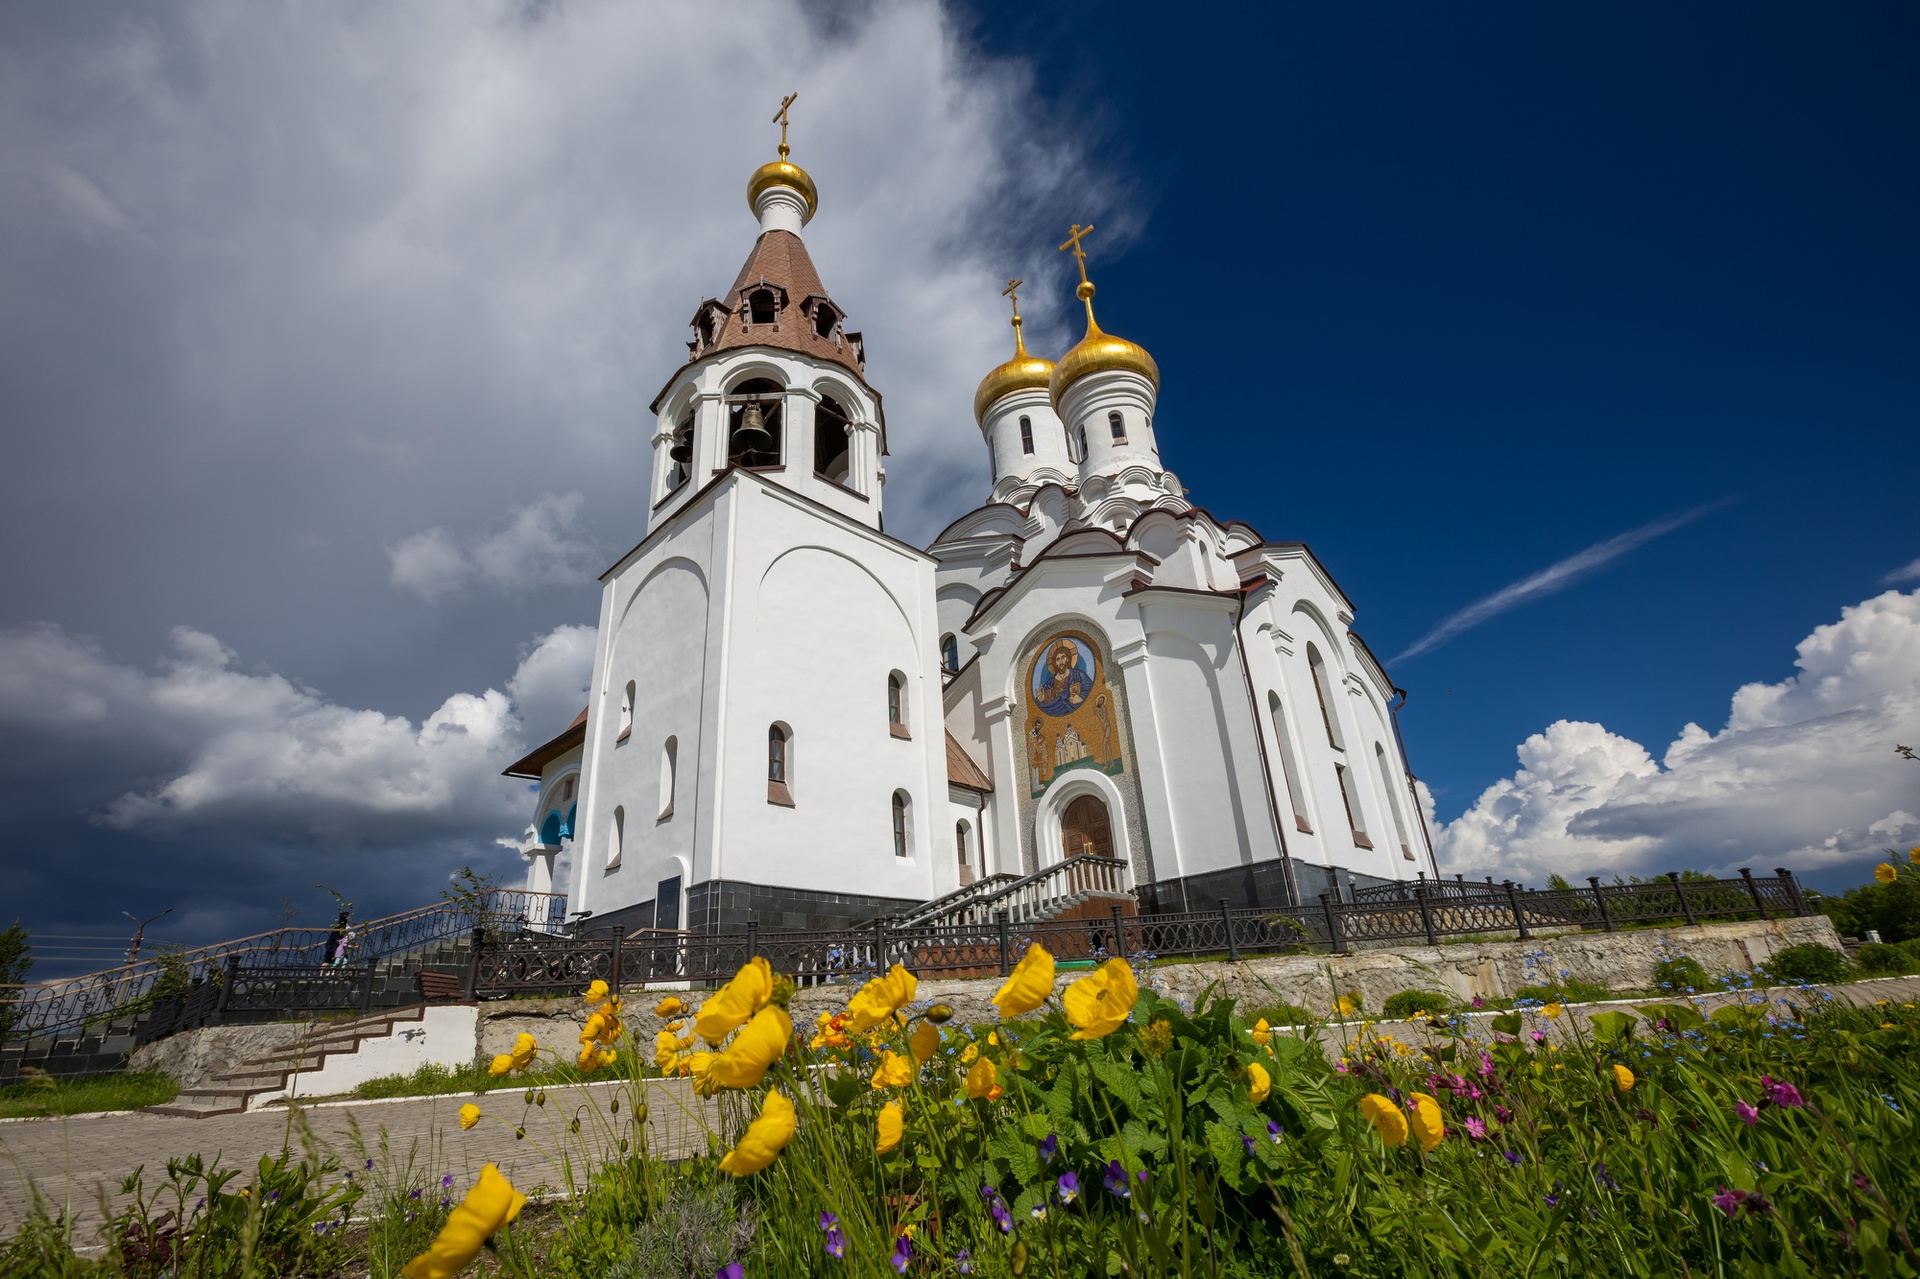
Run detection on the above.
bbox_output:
[1653,955,1713,993]
[1766,942,1850,985]
[610,1180,755,1279]
[1242,1002,1314,1026]
[1855,942,1919,975]
[1381,990,1450,1020]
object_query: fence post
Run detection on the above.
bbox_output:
[1110,903,1128,960]
[1219,899,1241,962]
[610,926,625,991]
[1414,882,1439,946]
[1667,872,1698,926]
[996,910,1011,977]
[462,926,485,1000]
[213,953,240,1023]
[1319,893,1347,955]
[1587,876,1615,933]
[1738,868,1771,921]
[359,958,377,1014]
[1775,868,1808,917]
[745,918,760,962]
[1502,880,1531,941]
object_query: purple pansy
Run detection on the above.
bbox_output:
[1103,1160,1132,1199]
[890,1234,912,1275]
[1057,1172,1080,1204]
[1038,1133,1058,1164]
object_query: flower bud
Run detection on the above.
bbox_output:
[924,1004,955,1024]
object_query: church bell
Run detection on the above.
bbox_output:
[733,401,774,453]
[668,430,693,464]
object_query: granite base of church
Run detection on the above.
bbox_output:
[585,879,921,937]
[1139,858,1399,914]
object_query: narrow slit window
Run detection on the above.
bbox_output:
[1268,692,1312,834]
[768,724,793,806]
[1335,764,1371,849]
[658,736,677,820]
[618,682,635,741]
[940,634,959,673]
[1019,416,1034,455]
[1307,643,1345,751]
[606,806,624,870]
[891,791,911,857]
[1376,742,1414,858]
[887,672,909,737]
[1108,410,1126,443]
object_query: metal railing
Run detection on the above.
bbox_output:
[904,855,1134,929]
[1,890,567,1053]
[461,867,1808,996]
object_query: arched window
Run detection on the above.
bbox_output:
[747,289,777,325]
[814,395,852,484]
[768,724,794,806]
[1375,742,1414,859]
[956,820,973,884]
[1335,764,1371,849]
[618,681,635,741]
[726,377,783,468]
[1306,643,1346,751]
[887,672,909,737]
[607,806,624,870]
[540,811,563,846]
[1108,410,1127,444]
[891,791,911,857]
[1267,692,1312,834]
[940,634,959,673]
[1070,424,1088,463]
[1019,416,1034,455]
[658,737,677,820]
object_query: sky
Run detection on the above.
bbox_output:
[0,1,1915,971]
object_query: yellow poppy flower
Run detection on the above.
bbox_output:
[876,1099,904,1153]
[992,944,1056,1018]
[655,995,688,1018]
[706,1007,793,1090]
[1909,846,1920,865]
[458,1103,481,1131]
[910,1021,940,1063]
[718,1091,796,1176]
[1063,958,1138,1040]
[1248,1062,1271,1103]
[664,1019,686,1034]
[509,1033,538,1070]
[1542,1003,1563,1020]
[582,979,609,1003]
[487,1054,513,1077]
[654,1031,681,1069]
[847,964,920,1034]
[1876,863,1899,885]
[965,1055,997,1099]
[1251,1018,1272,1047]
[695,958,774,1044]
[400,1163,526,1279]
[1334,995,1359,1018]
[581,1012,609,1044]
[1359,1093,1408,1148]
[1613,1064,1634,1091]
[576,1042,615,1072]
[959,1041,980,1064]
[1408,1092,1444,1153]
[871,1050,913,1090]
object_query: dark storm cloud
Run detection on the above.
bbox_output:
[0,0,1106,954]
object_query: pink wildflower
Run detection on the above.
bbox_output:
[1734,1101,1760,1126]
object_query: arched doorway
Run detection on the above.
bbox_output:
[1060,794,1115,860]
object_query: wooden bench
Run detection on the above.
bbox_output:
[415,971,467,1003]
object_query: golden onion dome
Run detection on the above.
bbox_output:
[747,159,817,221]
[973,325,1055,423]
[1049,313,1159,404]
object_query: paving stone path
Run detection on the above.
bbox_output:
[0,1078,716,1244]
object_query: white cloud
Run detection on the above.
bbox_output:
[1883,557,1920,585]
[0,622,593,843]
[390,492,598,601]
[1438,588,1920,883]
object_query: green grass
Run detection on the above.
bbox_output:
[0,1069,176,1118]
[351,1053,634,1101]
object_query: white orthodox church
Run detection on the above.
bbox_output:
[504,131,1437,936]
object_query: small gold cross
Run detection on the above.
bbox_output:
[1001,278,1024,320]
[772,92,798,159]
[1058,223,1094,286]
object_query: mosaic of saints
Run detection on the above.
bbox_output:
[1024,631,1126,797]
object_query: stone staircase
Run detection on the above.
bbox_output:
[143,1005,433,1118]
[900,855,1137,930]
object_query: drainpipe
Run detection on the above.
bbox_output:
[1386,687,1440,880]
[1236,583,1299,906]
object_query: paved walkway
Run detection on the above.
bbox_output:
[0,1078,715,1244]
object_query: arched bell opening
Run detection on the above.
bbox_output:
[727,377,784,468]
[814,394,852,484]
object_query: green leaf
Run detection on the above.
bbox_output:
[1635,1002,1704,1033]
[1492,1012,1524,1036]
[1588,1011,1637,1043]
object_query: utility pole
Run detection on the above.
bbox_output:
[123,907,174,966]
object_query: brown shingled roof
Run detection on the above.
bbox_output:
[503,706,588,780]
[650,229,868,412]
[945,731,993,793]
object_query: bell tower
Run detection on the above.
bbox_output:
[645,97,885,534]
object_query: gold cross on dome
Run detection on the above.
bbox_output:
[1001,278,1024,320]
[772,92,799,159]
[1058,223,1094,286]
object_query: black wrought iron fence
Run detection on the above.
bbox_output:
[457,868,1809,999]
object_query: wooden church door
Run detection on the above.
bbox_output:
[1060,794,1115,860]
